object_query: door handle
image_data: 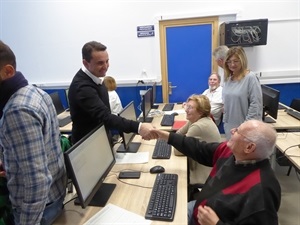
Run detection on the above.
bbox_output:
[168,82,177,95]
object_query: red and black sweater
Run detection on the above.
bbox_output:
[168,132,281,225]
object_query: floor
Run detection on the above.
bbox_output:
[276,164,300,225]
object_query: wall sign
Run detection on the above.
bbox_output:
[137,25,155,37]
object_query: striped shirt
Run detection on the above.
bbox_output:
[0,85,66,225]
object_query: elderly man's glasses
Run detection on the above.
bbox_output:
[232,128,254,143]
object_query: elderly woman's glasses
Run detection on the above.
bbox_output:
[183,104,194,111]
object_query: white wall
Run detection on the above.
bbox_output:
[0,0,299,85]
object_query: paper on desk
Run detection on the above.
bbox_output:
[115,152,149,164]
[83,203,151,225]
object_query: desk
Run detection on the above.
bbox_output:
[266,110,300,131]
[150,104,187,131]
[57,111,72,133]
[53,136,188,225]
[276,132,300,170]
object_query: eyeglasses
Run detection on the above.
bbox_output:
[232,127,254,143]
[184,104,194,111]
[226,60,240,65]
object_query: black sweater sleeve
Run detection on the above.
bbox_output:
[168,132,221,167]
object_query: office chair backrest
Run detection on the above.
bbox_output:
[290,98,300,112]
[65,88,70,108]
[49,92,65,115]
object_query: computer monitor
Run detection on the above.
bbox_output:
[151,82,159,109]
[261,85,280,123]
[116,101,141,153]
[139,88,153,123]
[64,124,116,208]
[49,91,65,114]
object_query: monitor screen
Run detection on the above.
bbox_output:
[141,88,153,123]
[64,124,116,208]
[116,101,141,153]
[49,91,65,114]
[261,85,280,123]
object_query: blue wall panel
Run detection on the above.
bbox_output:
[43,85,163,119]
[268,83,300,106]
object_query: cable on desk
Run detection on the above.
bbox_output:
[275,144,300,164]
[63,196,77,206]
[283,144,300,155]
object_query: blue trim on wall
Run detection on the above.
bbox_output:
[267,83,300,106]
[43,85,163,118]
[116,85,163,117]
[42,83,299,128]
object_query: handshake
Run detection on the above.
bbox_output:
[138,123,170,141]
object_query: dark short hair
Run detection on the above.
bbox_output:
[82,41,107,62]
[0,40,16,69]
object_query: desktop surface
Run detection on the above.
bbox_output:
[268,110,300,130]
[58,111,72,133]
[276,132,300,170]
[53,136,188,225]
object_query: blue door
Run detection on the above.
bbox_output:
[160,17,218,103]
[167,24,212,102]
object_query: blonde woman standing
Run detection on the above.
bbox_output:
[222,46,262,140]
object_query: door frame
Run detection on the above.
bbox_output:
[159,16,219,103]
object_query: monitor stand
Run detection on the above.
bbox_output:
[74,183,116,207]
[116,142,141,153]
[264,116,276,123]
[137,117,153,123]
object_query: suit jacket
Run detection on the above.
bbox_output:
[69,69,139,144]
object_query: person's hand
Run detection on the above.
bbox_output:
[197,205,219,225]
[0,163,6,178]
[150,129,170,141]
[0,171,6,177]
[139,123,157,140]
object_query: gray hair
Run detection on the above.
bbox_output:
[246,120,277,159]
[213,45,229,60]
[209,73,221,82]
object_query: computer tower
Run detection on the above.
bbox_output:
[220,19,268,47]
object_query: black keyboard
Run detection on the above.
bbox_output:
[162,103,175,111]
[152,139,172,159]
[58,116,71,127]
[145,173,178,221]
[160,114,175,126]
[286,109,300,120]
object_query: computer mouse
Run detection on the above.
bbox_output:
[172,112,179,116]
[150,165,165,174]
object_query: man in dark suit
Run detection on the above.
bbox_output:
[69,41,154,144]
